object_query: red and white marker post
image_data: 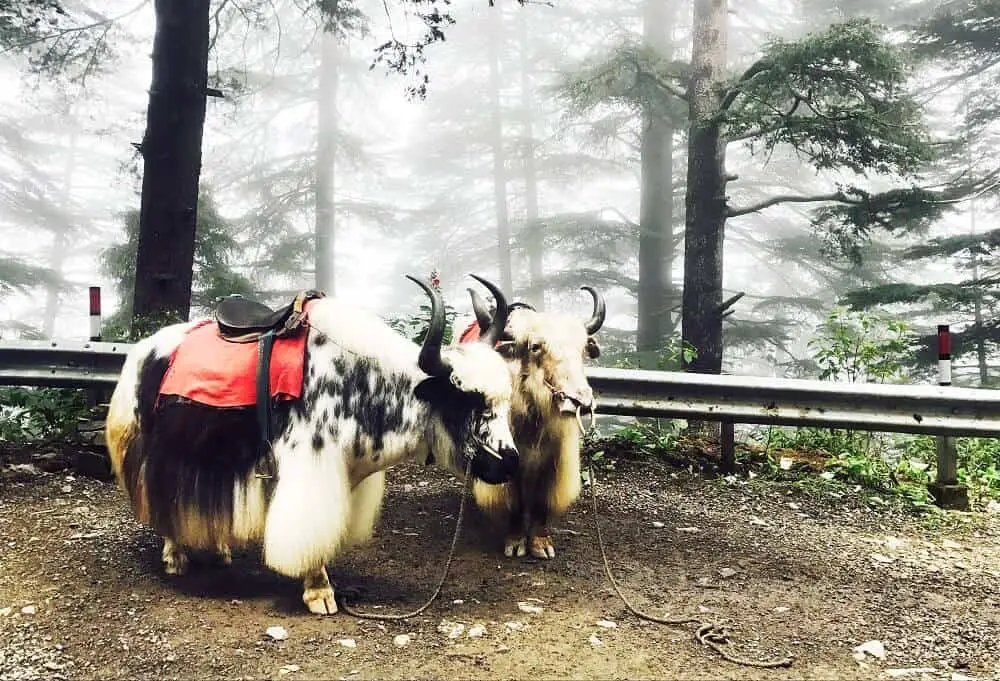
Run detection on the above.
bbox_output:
[89,286,101,342]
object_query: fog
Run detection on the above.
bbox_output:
[1,0,996,384]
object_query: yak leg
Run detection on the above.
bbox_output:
[527,503,556,560]
[302,565,337,615]
[215,542,233,567]
[473,478,526,557]
[162,537,190,575]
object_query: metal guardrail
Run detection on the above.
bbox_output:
[2,340,1000,437]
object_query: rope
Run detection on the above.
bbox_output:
[587,460,794,669]
[336,461,472,621]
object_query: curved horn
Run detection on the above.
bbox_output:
[468,274,509,347]
[467,287,493,332]
[581,285,606,335]
[405,274,452,378]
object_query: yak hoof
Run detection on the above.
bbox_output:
[216,543,233,567]
[529,535,556,560]
[504,535,527,558]
[303,586,338,615]
[162,540,189,576]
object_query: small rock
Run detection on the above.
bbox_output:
[517,602,543,614]
[504,621,525,631]
[21,605,37,615]
[986,499,1000,514]
[676,526,700,533]
[452,599,464,605]
[0,607,11,616]
[403,484,413,493]
[779,457,793,470]
[279,664,301,675]
[854,640,886,661]
[870,553,894,564]
[884,537,906,550]
[718,567,738,578]
[61,485,73,493]
[467,624,486,638]
[165,654,178,663]
[595,619,617,629]
[42,662,64,671]
[393,634,411,647]
[950,673,973,681]
[651,521,665,528]
[418,481,429,487]
[774,606,790,614]
[820,471,836,480]
[942,539,962,550]
[266,626,289,641]
[437,620,465,638]
[749,516,767,526]
[787,502,801,510]
[337,638,357,648]
[589,633,603,647]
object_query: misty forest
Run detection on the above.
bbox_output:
[1,0,1000,679]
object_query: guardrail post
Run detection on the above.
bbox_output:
[86,286,111,411]
[928,324,969,510]
[720,418,735,474]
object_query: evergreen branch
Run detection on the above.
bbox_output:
[1,0,149,52]
[727,191,851,218]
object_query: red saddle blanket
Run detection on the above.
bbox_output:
[158,318,310,408]
[458,320,480,344]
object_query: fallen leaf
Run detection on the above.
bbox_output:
[279,664,301,675]
[595,619,617,628]
[393,634,411,647]
[337,638,357,648]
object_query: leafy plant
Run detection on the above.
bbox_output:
[0,387,88,443]
[807,306,913,384]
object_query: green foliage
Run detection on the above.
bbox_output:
[385,273,457,346]
[726,18,934,177]
[101,188,256,329]
[807,306,912,383]
[900,435,1000,509]
[611,333,697,371]
[0,386,87,442]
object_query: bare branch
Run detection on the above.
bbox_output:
[727,192,852,218]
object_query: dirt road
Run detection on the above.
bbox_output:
[2,452,998,680]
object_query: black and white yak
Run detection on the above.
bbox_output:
[459,287,606,559]
[105,274,520,615]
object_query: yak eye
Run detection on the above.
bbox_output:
[529,342,543,353]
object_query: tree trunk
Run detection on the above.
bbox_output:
[315,30,339,294]
[636,0,676,367]
[131,0,210,327]
[681,0,729,376]
[488,10,513,294]
[44,126,77,337]
[517,8,542,309]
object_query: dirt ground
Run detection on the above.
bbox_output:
[1,446,999,681]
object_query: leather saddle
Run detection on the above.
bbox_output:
[213,289,325,478]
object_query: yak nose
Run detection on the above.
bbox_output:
[558,387,595,414]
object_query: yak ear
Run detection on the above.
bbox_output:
[414,376,455,405]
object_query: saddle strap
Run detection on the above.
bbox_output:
[255,329,277,478]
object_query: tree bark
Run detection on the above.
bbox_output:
[517,7,542,309]
[131,0,210,327]
[681,0,729,376]
[637,0,676,366]
[488,10,513,295]
[315,30,339,294]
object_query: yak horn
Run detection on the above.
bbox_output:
[468,287,493,332]
[406,274,452,378]
[468,274,509,347]
[581,285,606,335]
